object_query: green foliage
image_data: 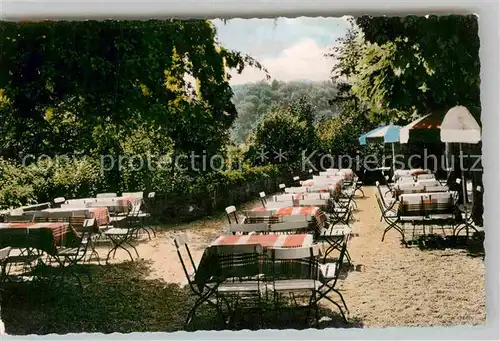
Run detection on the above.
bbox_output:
[354,15,480,115]
[0,158,38,208]
[0,20,267,171]
[247,99,318,167]
[0,157,106,209]
[230,80,338,143]
[0,20,275,209]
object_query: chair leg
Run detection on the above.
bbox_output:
[124,240,140,259]
[333,288,349,314]
[323,295,347,323]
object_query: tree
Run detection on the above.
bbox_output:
[353,15,480,117]
[247,100,317,168]
[0,20,269,190]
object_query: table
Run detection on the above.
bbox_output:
[399,192,457,217]
[247,206,326,228]
[0,222,80,255]
[272,193,330,206]
[43,207,110,226]
[87,196,142,213]
[211,233,313,248]
[301,179,342,197]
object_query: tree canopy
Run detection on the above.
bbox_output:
[0,20,268,163]
[352,15,480,117]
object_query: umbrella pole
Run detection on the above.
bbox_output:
[445,142,450,174]
[459,143,468,240]
[391,142,396,171]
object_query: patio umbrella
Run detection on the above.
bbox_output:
[399,110,447,144]
[440,105,481,238]
[358,124,401,170]
[399,110,450,171]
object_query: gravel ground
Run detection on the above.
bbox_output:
[104,186,486,328]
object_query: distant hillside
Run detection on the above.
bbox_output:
[230,80,339,144]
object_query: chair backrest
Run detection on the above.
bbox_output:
[279,214,310,223]
[0,247,11,261]
[65,199,90,206]
[70,217,96,237]
[326,168,339,173]
[122,192,144,198]
[229,222,269,234]
[424,185,449,193]
[265,201,293,209]
[212,243,264,282]
[374,192,386,216]
[213,243,264,255]
[297,199,327,207]
[259,192,267,207]
[397,175,415,183]
[268,245,320,260]
[225,205,238,224]
[265,245,321,281]
[53,197,66,205]
[273,194,296,203]
[334,235,349,279]
[269,220,308,232]
[4,212,35,223]
[418,178,440,186]
[19,202,51,212]
[304,193,330,200]
[96,193,117,198]
[339,169,354,180]
[293,176,300,181]
[244,209,273,218]
[33,210,80,223]
[173,233,198,288]
[278,183,286,192]
[284,187,307,194]
[375,181,388,208]
[417,173,435,180]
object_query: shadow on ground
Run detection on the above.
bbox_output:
[407,232,485,258]
[0,261,362,335]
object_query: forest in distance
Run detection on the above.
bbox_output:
[229,80,339,144]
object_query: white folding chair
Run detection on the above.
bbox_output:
[96,193,118,198]
[122,192,144,198]
[244,210,274,218]
[229,223,269,235]
[269,220,309,234]
[416,173,435,180]
[285,187,307,194]
[273,194,296,203]
[225,205,239,224]
[326,168,339,173]
[259,192,267,207]
[297,199,328,207]
[304,193,330,200]
[265,201,294,209]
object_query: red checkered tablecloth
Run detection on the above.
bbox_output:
[88,207,110,226]
[0,222,79,255]
[251,206,326,228]
[87,196,141,213]
[211,233,313,248]
[43,207,110,226]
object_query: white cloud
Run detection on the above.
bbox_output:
[229,38,334,84]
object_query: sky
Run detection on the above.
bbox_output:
[212,17,350,85]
